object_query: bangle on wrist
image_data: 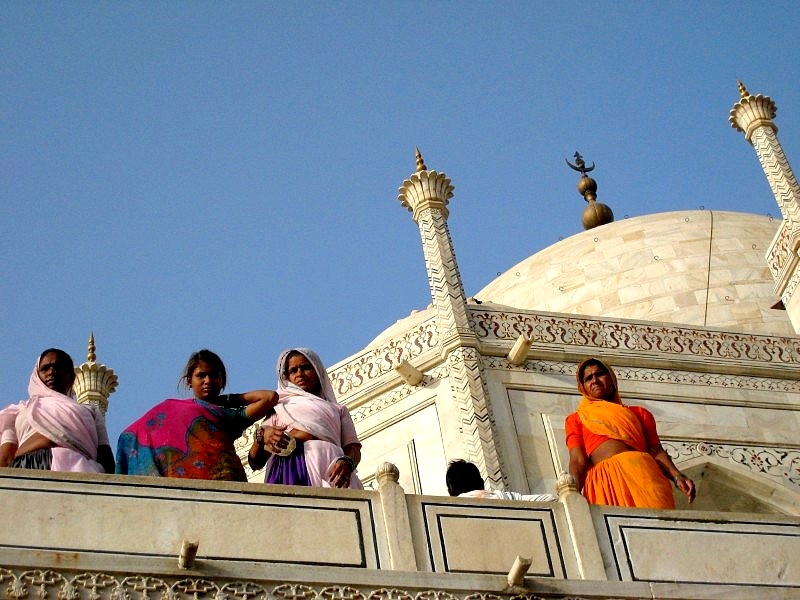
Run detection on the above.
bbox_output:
[219,393,243,408]
[337,455,356,471]
[673,472,685,485]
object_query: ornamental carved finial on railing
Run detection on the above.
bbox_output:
[376,462,400,486]
[556,471,579,496]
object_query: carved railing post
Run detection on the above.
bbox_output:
[376,462,417,571]
[556,472,607,580]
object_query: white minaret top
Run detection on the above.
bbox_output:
[730,83,800,333]
[398,147,455,221]
[396,149,507,489]
[397,148,475,350]
[729,80,778,143]
[73,332,118,415]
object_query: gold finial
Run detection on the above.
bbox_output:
[565,151,613,230]
[737,80,750,98]
[87,332,96,363]
[415,146,427,172]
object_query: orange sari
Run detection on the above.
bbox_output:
[574,359,675,509]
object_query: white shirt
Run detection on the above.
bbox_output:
[460,489,558,502]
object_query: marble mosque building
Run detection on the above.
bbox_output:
[1,85,798,599]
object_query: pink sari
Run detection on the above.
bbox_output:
[263,348,362,489]
[0,360,106,473]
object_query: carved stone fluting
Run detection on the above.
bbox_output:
[376,462,400,486]
[448,347,507,490]
[72,334,118,415]
[398,169,454,222]
[729,92,777,143]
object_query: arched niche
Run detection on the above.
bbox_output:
[673,457,800,516]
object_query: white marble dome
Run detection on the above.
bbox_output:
[475,210,793,336]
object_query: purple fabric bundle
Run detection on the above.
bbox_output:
[265,440,311,486]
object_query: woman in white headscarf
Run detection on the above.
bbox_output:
[248,348,362,489]
[0,348,114,473]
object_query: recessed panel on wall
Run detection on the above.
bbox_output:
[419,501,566,578]
[507,389,576,492]
[358,402,447,495]
[0,472,381,569]
[602,512,800,586]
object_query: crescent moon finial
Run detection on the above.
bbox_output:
[565,151,594,174]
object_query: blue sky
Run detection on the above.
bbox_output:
[3,2,799,443]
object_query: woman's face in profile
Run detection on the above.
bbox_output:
[286,354,321,395]
[38,351,75,394]
[190,360,223,401]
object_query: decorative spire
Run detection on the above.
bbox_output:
[415,146,427,172]
[566,151,613,230]
[398,151,454,221]
[729,84,777,141]
[73,333,118,414]
[87,331,96,363]
[737,80,749,99]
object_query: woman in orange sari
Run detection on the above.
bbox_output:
[565,358,695,508]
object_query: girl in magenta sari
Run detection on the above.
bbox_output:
[116,349,278,481]
[248,348,362,489]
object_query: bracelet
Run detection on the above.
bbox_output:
[673,472,685,485]
[337,455,356,471]
[218,394,241,408]
[254,427,265,445]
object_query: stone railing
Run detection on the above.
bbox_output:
[0,466,797,599]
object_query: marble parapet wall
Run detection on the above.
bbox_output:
[1,467,798,599]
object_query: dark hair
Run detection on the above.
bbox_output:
[39,348,74,372]
[445,459,485,496]
[181,349,226,391]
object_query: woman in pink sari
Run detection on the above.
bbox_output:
[0,349,114,473]
[248,348,362,489]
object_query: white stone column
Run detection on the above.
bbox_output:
[730,84,800,332]
[397,150,507,489]
[73,333,118,415]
